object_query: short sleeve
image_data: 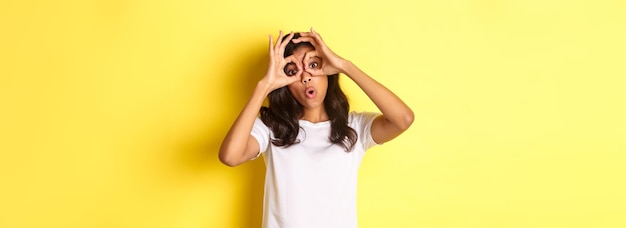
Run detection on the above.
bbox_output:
[349,111,381,151]
[250,117,270,159]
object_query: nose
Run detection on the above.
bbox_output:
[301,71,312,84]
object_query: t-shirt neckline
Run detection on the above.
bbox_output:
[299,119,331,127]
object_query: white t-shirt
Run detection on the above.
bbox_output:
[251,111,380,228]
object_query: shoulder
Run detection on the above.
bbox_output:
[348,111,381,132]
[349,111,382,149]
[253,117,269,129]
[252,117,271,140]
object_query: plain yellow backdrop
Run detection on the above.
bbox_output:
[1,0,625,227]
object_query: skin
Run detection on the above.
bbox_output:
[287,45,328,122]
[219,28,414,167]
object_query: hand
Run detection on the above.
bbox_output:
[292,27,347,76]
[260,31,303,92]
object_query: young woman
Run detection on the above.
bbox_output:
[219,28,414,228]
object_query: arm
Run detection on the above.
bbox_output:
[219,82,270,167]
[219,31,302,166]
[294,28,414,144]
[341,61,414,143]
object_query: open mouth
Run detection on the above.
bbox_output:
[305,87,316,99]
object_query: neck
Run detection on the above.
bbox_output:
[300,106,329,123]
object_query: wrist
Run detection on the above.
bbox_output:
[339,59,352,75]
[256,79,273,96]
[339,60,355,75]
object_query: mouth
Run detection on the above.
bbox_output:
[305,87,317,99]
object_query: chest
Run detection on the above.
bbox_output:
[267,125,363,173]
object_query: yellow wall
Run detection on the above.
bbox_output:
[1,0,625,227]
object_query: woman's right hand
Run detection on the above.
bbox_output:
[260,31,302,92]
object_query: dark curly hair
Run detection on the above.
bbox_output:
[259,32,357,151]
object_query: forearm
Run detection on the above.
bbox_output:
[219,81,271,166]
[341,60,414,130]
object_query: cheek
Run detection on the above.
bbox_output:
[317,79,329,93]
[287,84,301,97]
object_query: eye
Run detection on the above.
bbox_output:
[286,69,297,76]
[283,62,298,76]
[309,62,318,69]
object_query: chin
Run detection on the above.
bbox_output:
[300,101,322,109]
[296,98,325,110]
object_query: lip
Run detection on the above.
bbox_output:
[305,86,317,99]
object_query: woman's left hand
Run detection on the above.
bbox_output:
[292,27,347,76]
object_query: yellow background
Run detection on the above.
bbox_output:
[1,0,625,227]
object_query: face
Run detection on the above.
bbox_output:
[285,46,328,110]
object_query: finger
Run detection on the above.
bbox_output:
[310,27,321,38]
[278,31,295,57]
[292,36,322,51]
[273,30,283,50]
[294,32,319,42]
[285,55,303,71]
[281,55,302,77]
[299,28,322,38]
[290,69,303,84]
[280,31,294,47]
[303,53,323,76]
[297,31,314,37]
[292,36,316,44]
[302,50,319,68]
[295,31,324,48]
[310,28,325,44]
[268,35,274,55]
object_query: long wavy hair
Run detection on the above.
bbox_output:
[259,33,357,152]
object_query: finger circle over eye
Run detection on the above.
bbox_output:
[303,51,317,66]
[283,62,298,76]
[285,55,302,69]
